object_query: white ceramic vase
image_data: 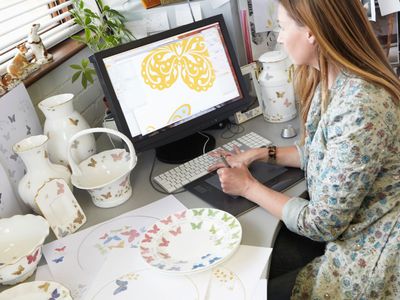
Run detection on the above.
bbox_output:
[13,135,72,214]
[38,93,96,166]
[258,50,297,123]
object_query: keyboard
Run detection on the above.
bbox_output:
[153,131,272,193]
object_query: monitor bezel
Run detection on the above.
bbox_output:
[90,14,251,153]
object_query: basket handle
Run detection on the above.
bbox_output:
[67,127,137,177]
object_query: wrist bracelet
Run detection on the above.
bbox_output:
[260,145,277,163]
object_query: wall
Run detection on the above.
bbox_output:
[27,47,105,127]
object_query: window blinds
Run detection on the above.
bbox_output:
[0,0,81,72]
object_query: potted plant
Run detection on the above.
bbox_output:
[69,0,134,88]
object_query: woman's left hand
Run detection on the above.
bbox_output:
[216,163,256,197]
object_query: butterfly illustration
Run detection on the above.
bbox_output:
[160,216,172,225]
[193,208,204,216]
[12,265,24,275]
[209,225,217,234]
[52,256,64,263]
[111,151,124,161]
[9,153,18,161]
[68,118,79,126]
[159,237,169,247]
[140,246,150,254]
[192,263,205,270]
[49,288,60,300]
[56,181,64,195]
[121,229,140,243]
[26,125,31,135]
[174,211,186,219]
[191,221,203,230]
[141,35,215,92]
[209,257,221,264]
[87,158,97,167]
[222,213,233,222]
[155,263,166,269]
[207,209,218,217]
[143,256,154,263]
[283,98,292,107]
[99,233,109,240]
[169,226,182,236]
[103,235,121,245]
[142,234,152,243]
[201,253,211,259]
[73,210,85,224]
[214,238,223,246]
[27,249,39,264]
[55,246,66,252]
[94,244,107,255]
[8,114,16,123]
[113,280,128,295]
[276,91,285,98]
[158,252,171,259]
[119,176,129,187]
[148,224,160,234]
[229,220,239,229]
[108,240,125,249]
[101,192,112,199]
[38,282,50,292]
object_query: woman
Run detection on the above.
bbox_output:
[209,0,400,299]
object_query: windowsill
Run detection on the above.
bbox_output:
[23,38,85,87]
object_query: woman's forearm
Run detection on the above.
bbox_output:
[250,145,301,168]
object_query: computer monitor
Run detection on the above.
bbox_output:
[90,15,251,163]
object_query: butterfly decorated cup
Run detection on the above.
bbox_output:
[68,128,137,208]
[0,214,49,285]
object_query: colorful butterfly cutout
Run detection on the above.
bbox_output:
[104,235,121,245]
[193,209,204,216]
[169,226,181,236]
[276,91,285,98]
[143,256,154,263]
[87,158,97,168]
[207,209,218,217]
[160,216,172,225]
[159,237,170,247]
[49,288,60,300]
[12,265,24,275]
[140,246,150,254]
[101,192,112,199]
[27,249,39,264]
[55,246,66,252]
[209,225,217,234]
[190,221,202,230]
[121,229,140,243]
[142,234,152,243]
[229,220,239,229]
[108,240,125,249]
[56,181,64,195]
[38,282,50,292]
[68,118,79,126]
[192,263,205,270]
[73,210,85,224]
[174,211,186,219]
[99,233,109,240]
[148,224,160,234]
[222,213,232,222]
[113,280,128,295]
[52,256,64,264]
[283,98,292,107]
[111,151,124,161]
[209,257,221,264]
[158,252,171,259]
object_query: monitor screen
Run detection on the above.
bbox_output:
[90,15,251,157]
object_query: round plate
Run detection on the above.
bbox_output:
[139,208,242,275]
[0,281,72,300]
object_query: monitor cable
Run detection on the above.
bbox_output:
[186,0,195,22]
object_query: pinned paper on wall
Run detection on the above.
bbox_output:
[175,2,202,26]
[145,11,170,34]
[209,0,230,9]
[251,0,279,33]
[125,20,148,39]
[361,0,376,21]
[377,0,400,16]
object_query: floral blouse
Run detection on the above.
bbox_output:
[282,71,400,299]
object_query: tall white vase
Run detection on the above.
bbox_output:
[258,50,297,123]
[38,93,96,166]
[13,135,72,214]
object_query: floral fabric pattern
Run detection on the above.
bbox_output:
[284,72,400,299]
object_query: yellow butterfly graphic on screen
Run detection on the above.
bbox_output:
[141,35,216,92]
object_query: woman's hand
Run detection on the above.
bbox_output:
[207,146,259,172]
[216,163,257,197]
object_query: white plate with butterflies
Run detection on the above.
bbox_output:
[139,208,242,275]
[0,280,72,300]
[35,178,86,239]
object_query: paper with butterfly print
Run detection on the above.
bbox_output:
[35,178,86,239]
[84,248,211,300]
[139,208,242,275]
[0,83,41,215]
[42,196,187,300]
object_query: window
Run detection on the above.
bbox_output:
[0,0,81,74]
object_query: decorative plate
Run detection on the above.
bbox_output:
[35,178,86,239]
[139,208,242,274]
[0,280,72,300]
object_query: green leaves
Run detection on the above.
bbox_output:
[69,0,135,88]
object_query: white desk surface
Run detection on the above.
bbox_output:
[0,114,306,291]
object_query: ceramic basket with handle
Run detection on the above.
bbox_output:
[67,128,137,208]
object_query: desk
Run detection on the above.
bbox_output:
[0,115,306,292]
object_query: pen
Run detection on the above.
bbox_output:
[220,155,231,168]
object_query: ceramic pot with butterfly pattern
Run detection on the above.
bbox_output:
[258,50,297,123]
[13,135,71,214]
[38,93,96,166]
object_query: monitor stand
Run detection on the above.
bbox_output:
[155,132,216,164]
